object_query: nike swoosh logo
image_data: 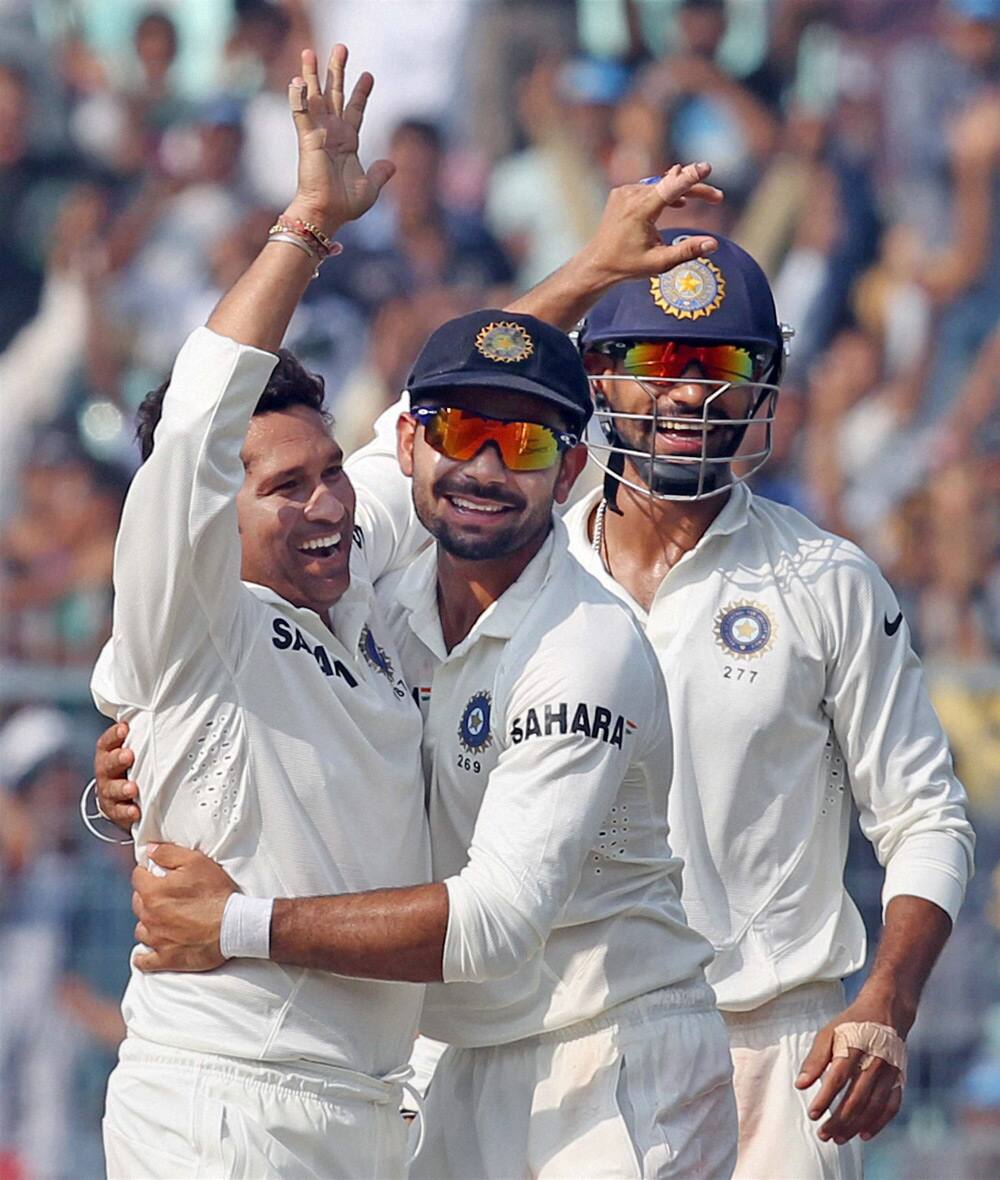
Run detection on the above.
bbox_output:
[884,612,903,636]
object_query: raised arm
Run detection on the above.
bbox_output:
[335,163,724,580]
[97,45,394,709]
[208,44,395,349]
[506,162,723,331]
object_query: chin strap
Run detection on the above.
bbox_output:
[602,442,626,515]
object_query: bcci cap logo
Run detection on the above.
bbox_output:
[474,321,535,364]
[714,601,776,660]
[359,624,395,682]
[458,691,493,753]
[650,235,726,321]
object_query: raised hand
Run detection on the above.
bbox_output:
[584,162,724,285]
[284,44,396,235]
[507,162,724,331]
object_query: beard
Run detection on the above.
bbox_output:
[412,475,553,561]
[613,417,747,497]
[634,452,726,497]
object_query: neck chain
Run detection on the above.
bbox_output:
[592,497,610,571]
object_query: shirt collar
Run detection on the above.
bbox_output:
[245,543,374,656]
[704,480,752,541]
[394,516,567,660]
[570,480,752,549]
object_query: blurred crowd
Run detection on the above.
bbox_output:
[0,1,997,1177]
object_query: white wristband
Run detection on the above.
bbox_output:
[219,893,274,960]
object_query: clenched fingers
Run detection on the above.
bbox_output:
[95,739,139,827]
[133,944,222,974]
[96,721,128,755]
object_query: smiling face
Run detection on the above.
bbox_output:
[236,406,355,619]
[396,387,586,562]
[589,353,759,496]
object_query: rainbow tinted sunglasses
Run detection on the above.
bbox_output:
[587,341,777,385]
[411,406,579,472]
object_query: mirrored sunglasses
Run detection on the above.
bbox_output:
[594,341,775,384]
[411,407,578,472]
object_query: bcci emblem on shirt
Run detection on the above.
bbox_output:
[459,691,493,753]
[359,624,395,681]
[714,600,776,659]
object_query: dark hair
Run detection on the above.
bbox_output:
[390,119,443,153]
[235,0,292,37]
[135,10,178,48]
[135,348,329,461]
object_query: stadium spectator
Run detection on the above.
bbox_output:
[485,56,623,287]
[66,9,192,179]
[0,709,89,1180]
[637,0,779,195]
[324,118,514,319]
[0,437,124,665]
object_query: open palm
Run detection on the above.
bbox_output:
[288,45,395,231]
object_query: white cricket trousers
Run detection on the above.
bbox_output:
[410,983,737,1179]
[724,982,864,1180]
[103,1036,410,1179]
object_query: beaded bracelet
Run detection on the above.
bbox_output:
[268,217,344,259]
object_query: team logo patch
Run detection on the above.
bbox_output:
[359,624,395,682]
[714,601,776,659]
[474,321,535,364]
[458,691,493,753]
[650,241,725,320]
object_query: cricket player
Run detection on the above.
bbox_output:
[91,46,435,1179]
[506,186,976,1178]
[95,176,743,1173]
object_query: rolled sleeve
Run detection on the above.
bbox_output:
[442,851,544,983]
[881,830,972,924]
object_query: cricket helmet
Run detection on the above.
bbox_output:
[578,230,792,502]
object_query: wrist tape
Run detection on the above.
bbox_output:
[219,894,274,960]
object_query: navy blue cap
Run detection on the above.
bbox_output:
[407,310,593,429]
[579,230,782,356]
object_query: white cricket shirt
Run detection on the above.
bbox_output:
[352,426,715,1047]
[350,401,712,1047]
[92,328,430,1075]
[563,484,974,1011]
